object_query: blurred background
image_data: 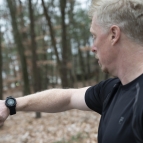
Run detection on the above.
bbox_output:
[0,0,109,142]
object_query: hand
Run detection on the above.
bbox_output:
[0,100,10,126]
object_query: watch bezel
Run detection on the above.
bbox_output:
[5,97,17,107]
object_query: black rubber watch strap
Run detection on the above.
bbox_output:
[9,106,16,115]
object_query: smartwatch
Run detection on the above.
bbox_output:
[5,96,17,115]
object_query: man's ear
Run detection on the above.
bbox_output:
[110,25,121,45]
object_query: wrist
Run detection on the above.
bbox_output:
[3,100,10,115]
[16,97,28,111]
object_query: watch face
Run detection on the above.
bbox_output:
[7,99,15,106]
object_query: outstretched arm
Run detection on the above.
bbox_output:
[16,87,91,112]
[0,87,91,126]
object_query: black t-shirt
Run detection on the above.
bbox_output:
[85,74,143,143]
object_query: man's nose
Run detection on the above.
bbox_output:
[91,45,97,53]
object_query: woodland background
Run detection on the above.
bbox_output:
[0,0,109,142]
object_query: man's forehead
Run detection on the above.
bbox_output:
[90,17,98,33]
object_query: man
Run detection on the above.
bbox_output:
[0,0,143,142]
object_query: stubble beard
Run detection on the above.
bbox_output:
[99,61,109,74]
[95,54,109,74]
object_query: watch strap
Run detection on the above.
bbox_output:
[9,106,16,115]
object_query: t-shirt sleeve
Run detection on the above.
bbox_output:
[85,78,119,114]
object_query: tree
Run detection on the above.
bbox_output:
[0,25,3,99]
[28,0,41,118]
[6,0,30,95]
[59,0,70,87]
[41,0,72,88]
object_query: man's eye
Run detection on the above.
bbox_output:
[92,36,96,40]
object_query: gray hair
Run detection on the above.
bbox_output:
[89,0,143,45]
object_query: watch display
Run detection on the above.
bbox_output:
[7,99,15,106]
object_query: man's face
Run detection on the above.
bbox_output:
[90,16,118,74]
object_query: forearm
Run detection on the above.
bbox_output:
[16,88,74,113]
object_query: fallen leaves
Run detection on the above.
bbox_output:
[0,110,100,143]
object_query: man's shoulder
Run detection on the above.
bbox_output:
[86,77,120,100]
[85,77,121,114]
[97,77,120,90]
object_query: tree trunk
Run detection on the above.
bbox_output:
[66,0,76,88]
[41,0,60,64]
[41,0,70,88]
[0,26,3,100]
[77,42,86,86]
[6,0,30,95]
[18,0,29,42]
[86,39,91,82]
[59,0,70,87]
[28,0,41,118]
[41,29,49,90]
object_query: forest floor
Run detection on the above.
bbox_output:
[0,82,100,143]
[0,110,100,143]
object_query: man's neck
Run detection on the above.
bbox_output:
[115,44,143,85]
[118,67,143,85]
